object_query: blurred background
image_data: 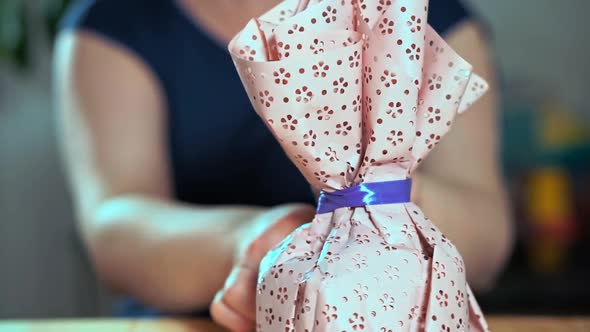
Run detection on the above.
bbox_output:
[1,0,589,319]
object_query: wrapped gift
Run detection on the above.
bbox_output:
[229,0,489,330]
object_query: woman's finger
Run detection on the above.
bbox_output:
[222,264,258,321]
[210,290,254,332]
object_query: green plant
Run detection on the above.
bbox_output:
[0,0,71,68]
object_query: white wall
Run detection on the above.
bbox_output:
[0,60,99,318]
[0,4,110,318]
[466,0,590,115]
[0,0,588,318]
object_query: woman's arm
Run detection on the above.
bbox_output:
[413,21,514,291]
[54,30,314,311]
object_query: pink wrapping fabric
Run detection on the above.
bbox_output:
[228,0,489,331]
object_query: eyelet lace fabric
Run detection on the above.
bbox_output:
[228,0,489,330]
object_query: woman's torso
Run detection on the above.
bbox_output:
[63,0,317,207]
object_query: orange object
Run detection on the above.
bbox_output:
[525,167,576,273]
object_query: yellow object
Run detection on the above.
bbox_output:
[526,167,573,222]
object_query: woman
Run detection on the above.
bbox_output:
[54,0,513,331]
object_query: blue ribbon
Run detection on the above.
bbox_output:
[316,179,412,214]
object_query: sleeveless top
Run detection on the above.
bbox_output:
[61,0,472,317]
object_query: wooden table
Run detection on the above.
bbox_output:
[0,316,588,331]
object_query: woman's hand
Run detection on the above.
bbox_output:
[210,204,316,332]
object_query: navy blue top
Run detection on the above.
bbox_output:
[61,0,471,316]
